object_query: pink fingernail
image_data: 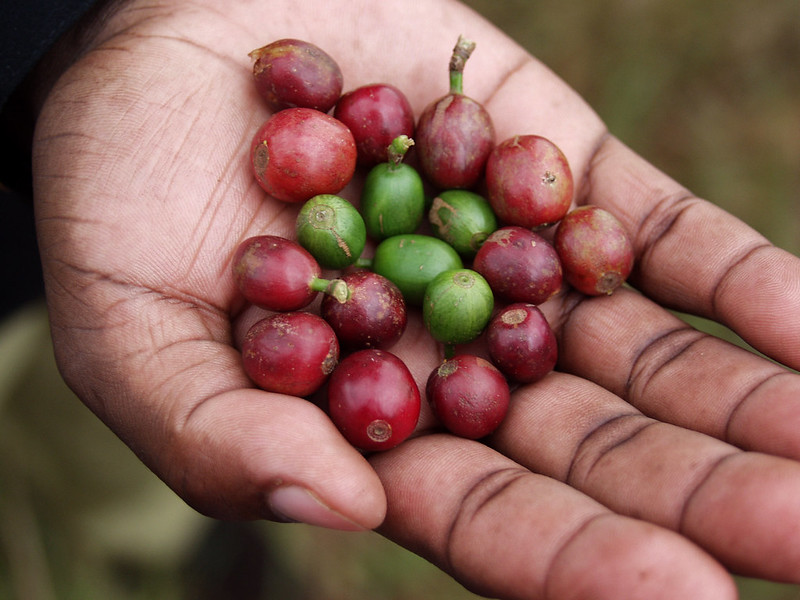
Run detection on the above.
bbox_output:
[267,485,366,531]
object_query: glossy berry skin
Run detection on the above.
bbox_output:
[423,269,494,346]
[473,226,563,305]
[360,160,426,241]
[251,107,357,203]
[296,194,366,269]
[426,354,510,439]
[371,234,463,306]
[334,84,416,166]
[321,270,407,350]
[428,189,497,259]
[327,349,421,452]
[242,312,339,397]
[249,39,343,113]
[415,94,494,190]
[554,205,634,296]
[486,135,574,229]
[232,235,322,311]
[486,303,557,384]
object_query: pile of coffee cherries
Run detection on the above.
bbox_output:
[233,37,635,452]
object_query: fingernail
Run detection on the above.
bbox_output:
[267,485,366,531]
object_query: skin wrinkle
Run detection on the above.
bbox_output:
[629,192,699,289]
[722,369,793,447]
[564,411,643,485]
[443,466,529,578]
[542,512,616,600]
[568,416,659,490]
[710,242,775,321]
[480,53,532,108]
[625,325,706,401]
[675,451,739,539]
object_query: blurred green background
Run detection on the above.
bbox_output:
[2,1,799,599]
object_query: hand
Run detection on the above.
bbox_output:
[31,0,800,597]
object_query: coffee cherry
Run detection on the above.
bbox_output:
[242,312,339,397]
[486,303,557,384]
[360,136,426,241]
[426,354,510,439]
[486,134,573,229]
[370,234,463,305]
[232,235,345,311]
[328,349,421,452]
[250,108,357,203]
[320,270,407,350]
[423,268,494,347]
[249,39,343,113]
[334,83,416,166]
[554,205,634,296]
[296,194,366,269]
[415,36,495,189]
[428,189,497,259]
[473,226,563,305]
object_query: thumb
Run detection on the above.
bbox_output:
[168,387,386,530]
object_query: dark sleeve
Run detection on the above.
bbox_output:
[0,0,99,197]
[0,0,99,110]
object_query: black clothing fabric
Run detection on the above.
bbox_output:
[1,0,98,111]
[0,0,97,316]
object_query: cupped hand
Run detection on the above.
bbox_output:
[31,0,800,598]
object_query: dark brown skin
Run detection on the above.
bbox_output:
[473,225,563,305]
[426,354,510,439]
[554,205,634,295]
[250,38,343,113]
[486,303,557,383]
[320,270,408,350]
[486,134,574,229]
[250,107,357,203]
[334,83,416,166]
[242,312,339,397]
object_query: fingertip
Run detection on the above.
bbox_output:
[170,389,387,530]
[267,483,383,531]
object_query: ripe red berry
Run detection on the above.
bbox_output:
[232,235,325,311]
[320,270,407,350]
[473,226,563,305]
[486,135,574,229]
[334,83,416,166]
[242,312,339,397]
[554,205,634,296]
[250,107,357,203]
[249,39,343,113]
[426,354,510,439]
[486,303,557,384]
[415,36,494,189]
[327,349,421,452]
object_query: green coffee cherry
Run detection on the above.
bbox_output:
[428,189,497,258]
[360,136,425,240]
[370,234,463,305]
[423,268,494,346]
[296,194,366,269]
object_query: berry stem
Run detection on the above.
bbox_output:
[443,343,456,360]
[448,35,476,95]
[387,135,415,170]
[310,277,350,303]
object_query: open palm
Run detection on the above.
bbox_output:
[32,0,800,598]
